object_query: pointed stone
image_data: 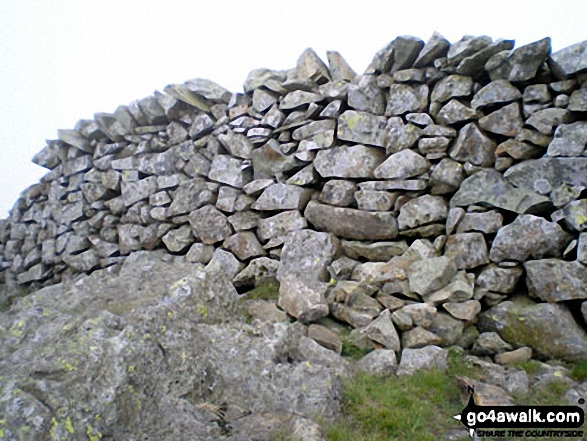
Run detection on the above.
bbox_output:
[449,123,496,167]
[487,37,551,82]
[327,50,357,82]
[374,149,429,179]
[413,32,450,68]
[479,103,523,137]
[549,39,587,78]
[296,48,331,84]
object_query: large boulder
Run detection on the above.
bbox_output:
[478,299,587,362]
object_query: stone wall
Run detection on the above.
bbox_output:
[1,34,587,360]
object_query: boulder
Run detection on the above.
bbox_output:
[524,259,587,302]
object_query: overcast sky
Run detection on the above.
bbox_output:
[0,0,585,218]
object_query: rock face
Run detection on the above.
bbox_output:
[2,33,587,440]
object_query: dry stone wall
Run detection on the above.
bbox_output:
[2,33,587,362]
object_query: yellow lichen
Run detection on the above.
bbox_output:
[346,113,362,131]
[128,365,135,373]
[196,304,208,318]
[65,417,74,434]
[86,424,102,441]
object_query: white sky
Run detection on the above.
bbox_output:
[0,0,585,218]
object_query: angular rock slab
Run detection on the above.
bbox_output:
[504,158,587,194]
[408,256,458,296]
[373,149,429,179]
[314,145,386,178]
[337,110,390,147]
[444,233,489,270]
[278,274,329,323]
[549,39,587,78]
[252,184,312,211]
[479,300,587,362]
[489,215,572,262]
[397,346,448,376]
[451,169,551,214]
[305,200,398,240]
[398,195,448,230]
[524,259,587,302]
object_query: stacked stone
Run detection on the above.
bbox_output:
[1,34,587,363]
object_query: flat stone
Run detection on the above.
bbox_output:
[319,180,357,207]
[257,211,307,242]
[449,122,496,167]
[444,233,489,270]
[402,327,443,349]
[451,169,551,214]
[188,205,233,245]
[526,108,573,135]
[397,346,448,376]
[280,90,323,110]
[208,154,252,188]
[549,39,587,78]
[455,39,515,76]
[456,211,503,234]
[398,195,448,230]
[252,184,312,211]
[305,201,398,240]
[479,102,523,137]
[337,110,390,148]
[524,259,587,302]
[358,180,427,192]
[408,256,458,296]
[374,149,429,179]
[504,158,587,195]
[471,80,522,109]
[495,347,533,365]
[443,300,481,322]
[341,240,408,262]
[308,324,343,354]
[489,215,572,262]
[413,32,450,67]
[355,190,397,211]
[315,145,386,178]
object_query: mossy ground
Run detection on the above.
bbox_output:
[240,279,280,302]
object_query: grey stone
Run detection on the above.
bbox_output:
[443,300,481,322]
[315,144,385,178]
[449,122,496,167]
[471,80,522,109]
[549,39,587,78]
[185,242,214,264]
[490,215,572,262]
[62,249,100,272]
[479,102,523,137]
[451,169,551,214]
[167,179,215,217]
[305,201,398,240]
[431,75,473,103]
[472,332,513,355]
[257,211,307,242]
[436,100,479,126]
[358,180,428,191]
[296,47,331,84]
[354,190,397,211]
[398,195,448,230]
[319,180,357,207]
[252,184,312,211]
[386,118,423,153]
[233,257,279,287]
[341,240,407,262]
[487,37,551,82]
[444,233,488,270]
[447,35,492,66]
[347,75,386,115]
[223,232,265,260]
[479,299,587,362]
[428,313,465,346]
[414,32,450,68]
[218,129,254,159]
[277,229,340,283]
[358,309,401,351]
[374,149,429,179]
[280,90,323,110]
[547,122,587,157]
[397,346,448,376]
[188,205,232,245]
[495,347,533,365]
[579,233,587,265]
[430,158,465,194]
[121,176,158,206]
[477,264,523,294]
[455,39,515,76]
[524,259,587,302]
[278,274,329,322]
[402,327,443,349]
[456,211,503,234]
[386,84,428,116]
[563,200,587,231]
[526,108,572,135]
[569,88,587,112]
[337,110,390,147]
[356,349,398,376]
[505,158,587,193]
[327,50,357,82]
[408,256,458,295]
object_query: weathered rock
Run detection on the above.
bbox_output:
[456,211,503,234]
[357,309,401,351]
[327,50,357,82]
[162,225,194,253]
[524,259,587,302]
[257,211,307,242]
[472,332,513,355]
[494,347,533,365]
[563,200,587,231]
[397,346,448,376]
[386,84,428,116]
[444,233,488,270]
[402,326,443,348]
[188,205,233,245]
[314,145,385,178]
[374,149,429,179]
[549,39,587,78]
[208,154,253,188]
[341,240,407,262]
[278,274,329,323]
[431,75,473,103]
[476,264,523,294]
[121,176,158,206]
[449,122,496,167]
[305,201,398,240]
[487,37,551,82]
[504,158,587,193]
[280,90,323,110]
[337,110,390,147]
[347,75,386,115]
[408,256,457,295]
[356,349,398,376]
[296,47,331,84]
[451,169,551,214]
[443,300,481,322]
[480,99,523,137]
[223,232,265,260]
[479,299,587,362]
[489,215,572,262]
[569,88,587,112]
[471,80,521,109]
[428,313,465,346]
[185,242,214,264]
[413,32,450,67]
[252,184,312,211]
[277,229,340,283]
[398,195,448,230]
[455,39,515,76]
[547,122,587,157]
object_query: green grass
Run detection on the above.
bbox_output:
[570,360,587,382]
[511,359,543,375]
[240,279,280,302]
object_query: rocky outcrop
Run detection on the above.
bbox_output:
[2,33,587,440]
